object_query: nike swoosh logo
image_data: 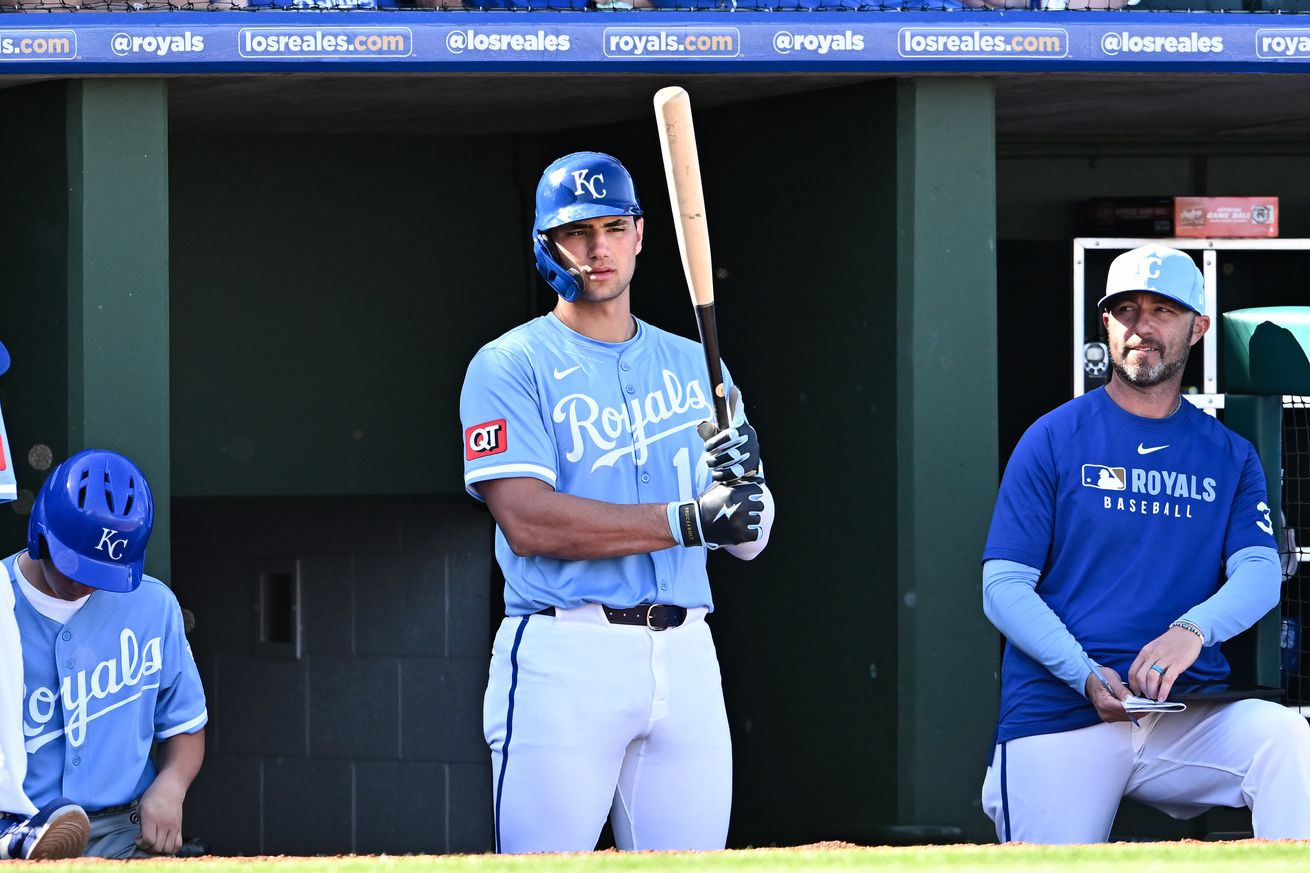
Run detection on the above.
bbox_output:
[1137,443,1169,455]
[553,366,581,380]
[714,502,740,522]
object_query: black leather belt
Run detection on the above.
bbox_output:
[536,604,688,631]
[89,800,138,818]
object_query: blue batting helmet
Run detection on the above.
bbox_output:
[28,449,154,593]
[532,152,642,302]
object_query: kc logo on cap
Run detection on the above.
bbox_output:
[1130,253,1163,286]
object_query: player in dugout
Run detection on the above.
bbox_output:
[1,340,93,861]
[460,151,774,853]
[980,243,1310,842]
[7,448,207,858]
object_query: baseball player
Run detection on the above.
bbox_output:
[9,449,207,858]
[460,151,774,854]
[980,244,1310,842]
[0,340,92,861]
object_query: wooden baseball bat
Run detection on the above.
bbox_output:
[654,86,731,432]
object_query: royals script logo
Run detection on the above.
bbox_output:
[553,369,710,471]
[23,627,163,751]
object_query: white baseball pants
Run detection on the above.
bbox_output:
[982,700,1310,842]
[0,564,36,818]
[484,605,731,854]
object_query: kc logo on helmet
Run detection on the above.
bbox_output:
[95,527,130,561]
[466,419,508,460]
[571,171,606,200]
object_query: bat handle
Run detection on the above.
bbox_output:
[694,302,731,431]
[710,375,730,431]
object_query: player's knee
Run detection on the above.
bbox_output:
[1235,701,1310,751]
[1270,705,1310,751]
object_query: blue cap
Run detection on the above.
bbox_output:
[1098,244,1205,315]
[0,340,9,376]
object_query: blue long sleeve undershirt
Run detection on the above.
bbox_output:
[982,545,1281,698]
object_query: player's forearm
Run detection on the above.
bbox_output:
[152,729,205,797]
[496,489,675,560]
[1178,545,1281,645]
[983,560,1101,697]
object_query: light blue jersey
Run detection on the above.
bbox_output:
[460,313,732,615]
[9,553,208,811]
[0,403,14,502]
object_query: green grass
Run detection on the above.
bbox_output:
[28,842,1310,873]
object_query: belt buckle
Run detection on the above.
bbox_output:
[645,604,666,632]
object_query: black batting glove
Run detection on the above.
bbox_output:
[696,386,762,483]
[668,479,773,550]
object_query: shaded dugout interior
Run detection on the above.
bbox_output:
[0,72,1306,853]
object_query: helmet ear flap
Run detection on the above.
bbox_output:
[28,490,47,561]
[533,232,582,303]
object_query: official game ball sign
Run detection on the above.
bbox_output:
[1174,196,1279,238]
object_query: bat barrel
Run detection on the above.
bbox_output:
[657,87,730,432]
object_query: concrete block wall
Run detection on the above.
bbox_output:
[170,497,494,855]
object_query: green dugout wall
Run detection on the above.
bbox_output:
[0,81,170,573]
[893,80,998,838]
[0,76,1001,849]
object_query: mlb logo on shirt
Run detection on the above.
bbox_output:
[1082,464,1126,491]
[465,419,508,461]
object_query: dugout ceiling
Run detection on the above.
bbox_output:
[0,71,1302,139]
[157,72,1310,140]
